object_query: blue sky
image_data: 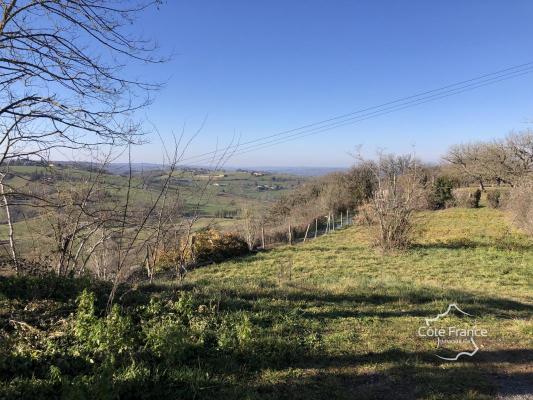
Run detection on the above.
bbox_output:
[129,0,533,167]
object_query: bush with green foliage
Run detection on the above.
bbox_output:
[426,176,456,209]
[0,280,319,400]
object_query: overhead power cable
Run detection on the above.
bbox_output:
[178,61,533,166]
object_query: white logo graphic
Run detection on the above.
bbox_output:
[418,303,487,361]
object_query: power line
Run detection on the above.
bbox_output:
[185,65,533,166]
[179,61,533,166]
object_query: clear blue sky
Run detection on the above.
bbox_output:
[130,0,533,167]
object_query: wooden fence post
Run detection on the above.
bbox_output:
[261,225,265,249]
[315,218,318,239]
[303,223,310,242]
[340,212,343,227]
[288,223,292,245]
[332,213,335,231]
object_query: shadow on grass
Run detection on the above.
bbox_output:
[247,348,532,399]
[183,283,533,320]
[252,363,501,400]
[411,237,533,251]
[4,345,528,399]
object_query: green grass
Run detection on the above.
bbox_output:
[0,207,531,399]
[174,206,532,399]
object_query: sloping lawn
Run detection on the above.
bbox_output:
[181,207,532,399]
[0,207,530,399]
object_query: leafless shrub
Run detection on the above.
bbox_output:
[354,202,376,226]
[240,206,262,250]
[452,188,481,208]
[266,163,375,242]
[362,153,425,252]
[506,177,533,235]
[486,189,502,209]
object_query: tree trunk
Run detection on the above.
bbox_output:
[0,175,17,272]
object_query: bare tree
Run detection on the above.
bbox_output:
[0,0,165,274]
[0,170,17,269]
[0,0,164,166]
[444,142,489,190]
[444,130,533,188]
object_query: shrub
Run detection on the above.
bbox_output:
[453,188,481,208]
[486,190,501,208]
[367,154,425,251]
[354,202,376,225]
[74,290,136,364]
[190,229,250,265]
[426,176,456,210]
[155,229,250,271]
[507,179,533,235]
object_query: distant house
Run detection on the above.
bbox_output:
[251,171,265,177]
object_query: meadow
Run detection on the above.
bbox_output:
[0,205,530,399]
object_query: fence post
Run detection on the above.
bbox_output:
[340,212,343,227]
[303,223,310,242]
[315,218,318,239]
[261,226,265,249]
[332,213,335,231]
[288,223,292,245]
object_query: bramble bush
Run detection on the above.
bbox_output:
[0,281,321,399]
[188,228,250,264]
[156,229,250,273]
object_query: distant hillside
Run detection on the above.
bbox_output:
[103,163,348,177]
[250,166,348,176]
[45,162,345,177]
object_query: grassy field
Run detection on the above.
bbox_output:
[175,206,532,399]
[0,165,304,257]
[1,165,303,222]
[0,206,531,399]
